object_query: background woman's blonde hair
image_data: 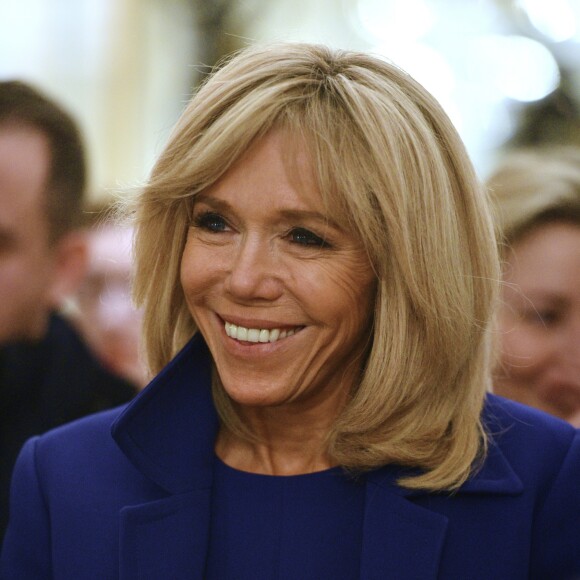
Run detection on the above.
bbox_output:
[132,43,500,491]
[486,146,580,249]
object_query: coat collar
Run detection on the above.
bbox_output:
[366,440,523,498]
[112,335,523,579]
[112,334,219,494]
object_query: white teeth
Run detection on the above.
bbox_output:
[224,321,299,343]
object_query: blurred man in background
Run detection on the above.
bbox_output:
[0,81,136,539]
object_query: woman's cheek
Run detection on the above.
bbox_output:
[499,318,552,380]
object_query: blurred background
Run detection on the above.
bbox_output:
[2,0,580,199]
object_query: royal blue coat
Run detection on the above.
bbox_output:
[2,334,580,579]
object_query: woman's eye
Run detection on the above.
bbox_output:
[192,211,229,233]
[523,308,562,328]
[288,227,329,248]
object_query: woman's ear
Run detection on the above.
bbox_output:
[47,230,89,308]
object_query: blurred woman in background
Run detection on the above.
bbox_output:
[487,147,580,426]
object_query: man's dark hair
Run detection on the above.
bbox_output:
[0,81,87,241]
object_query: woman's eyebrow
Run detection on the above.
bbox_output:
[192,195,230,211]
[278,209,342,231]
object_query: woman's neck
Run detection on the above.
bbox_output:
[215,404,339,475]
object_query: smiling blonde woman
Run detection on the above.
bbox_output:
[3,43,580,579]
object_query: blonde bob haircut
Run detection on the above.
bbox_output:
[486,146,580,250]
[132,43,500,492]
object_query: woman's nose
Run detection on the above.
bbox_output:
[224,236,283,301]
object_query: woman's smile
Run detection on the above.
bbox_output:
[223,319,302,343]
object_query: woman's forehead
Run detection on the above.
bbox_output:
[198,131,325,208]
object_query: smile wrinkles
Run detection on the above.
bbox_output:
[224,320,301,343]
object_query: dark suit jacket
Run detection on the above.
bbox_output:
[1,334,579,579]
[0,313,136,539]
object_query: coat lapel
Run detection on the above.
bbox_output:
[361,469,448,580]
[112,335,218,578]
[119,491,211,580]
[360,432,523,579]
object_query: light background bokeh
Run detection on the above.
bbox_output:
[1,0,579,198]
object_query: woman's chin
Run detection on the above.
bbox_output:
[222,384,288,409]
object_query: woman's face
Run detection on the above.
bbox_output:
[180,130,376,420]
[496,221,580,426]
